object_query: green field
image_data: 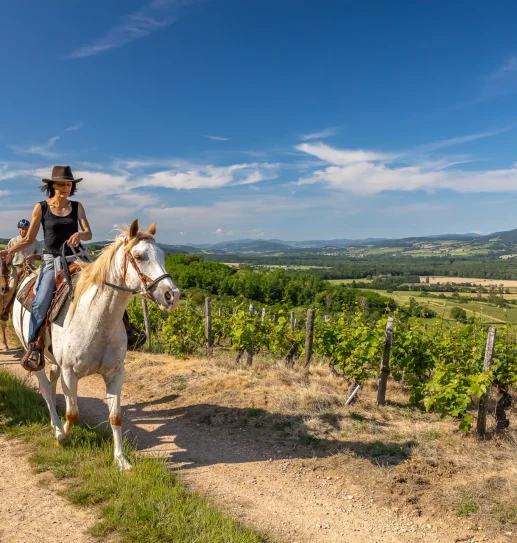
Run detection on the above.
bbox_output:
[372,289,517,324]
[328,278,372,285]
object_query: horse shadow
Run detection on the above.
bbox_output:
[60,391,415,470]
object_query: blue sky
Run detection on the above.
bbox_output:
[3,1,517,243]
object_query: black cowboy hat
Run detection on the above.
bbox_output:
[42,165,83,184]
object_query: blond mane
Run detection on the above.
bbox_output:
[70,226,155,316]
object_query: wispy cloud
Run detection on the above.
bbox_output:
[479,55,517,101]
[10,136,61,159]
[66,1,197,59]
[202,134,231,141]
[295,142,394,165]
[64,122,84,133]
[299,127,338,141]
[490,56,517,79]
[10,123,83,158]
[416,126,513,153]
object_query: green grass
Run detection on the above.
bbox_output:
[457,490,479,516]
[0,369,270,543]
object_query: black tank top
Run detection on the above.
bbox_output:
[40,200,80,256]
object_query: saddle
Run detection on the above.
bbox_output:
[16,264,80,323]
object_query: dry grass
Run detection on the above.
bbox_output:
[123,350,517,539]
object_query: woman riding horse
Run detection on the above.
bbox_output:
[0,166,92,369]
[0,166,146,370]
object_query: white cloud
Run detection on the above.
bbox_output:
[295,142,394,165]
[214,228,223,236]
[299,127,338,141]
[297,141,517,195]
[66,0,197,59]
[202,134,230,141]
[64,122,84,133]
[134,162,278,190]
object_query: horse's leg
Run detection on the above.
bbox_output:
[34,370,65,443]
[0,320,7,350]
[49,363,61,408]
[61,369,79,437]
[104,368,131,470]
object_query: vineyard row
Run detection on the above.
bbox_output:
[126,297,517,435]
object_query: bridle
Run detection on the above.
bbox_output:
[104,238,172,302]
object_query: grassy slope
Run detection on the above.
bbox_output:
[0,369,269,543]
[368,289,517,324]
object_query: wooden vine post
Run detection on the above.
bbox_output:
[247,304,256,366]
[141,299,151,349]
[303,308,315,371]
[477,327,496,436]
[376,316,395,406]
[261,307,266,323]
[290,311,295,332]
[205,297,213,357]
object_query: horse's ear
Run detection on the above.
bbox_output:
[129,219,139,239]
[148,223,157,236]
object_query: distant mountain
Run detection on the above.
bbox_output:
[201,239,292,253]
[86,241,203,255]
[477,228,517,243]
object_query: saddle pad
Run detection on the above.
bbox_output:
[16,276,38,313]
[16,272,79,323]
[49,274,79,323]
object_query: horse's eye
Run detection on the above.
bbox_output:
[134,254,143,261]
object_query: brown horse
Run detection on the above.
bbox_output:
[0,257,10,349]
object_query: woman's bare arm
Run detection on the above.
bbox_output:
[67,202,93,247]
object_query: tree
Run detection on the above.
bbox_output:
[450,307,467,323]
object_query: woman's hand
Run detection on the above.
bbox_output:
[67,232,82,248]
[0,250,10,260]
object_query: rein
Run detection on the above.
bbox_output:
[104,238,172,301]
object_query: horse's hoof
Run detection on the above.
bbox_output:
[55,432,68,445]
[115,455,132,471]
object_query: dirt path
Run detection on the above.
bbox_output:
[0,346,501,543]
[0,438,99,543]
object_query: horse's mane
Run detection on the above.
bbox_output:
[70,226,155,316]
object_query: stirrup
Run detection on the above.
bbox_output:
[21,344,45,372]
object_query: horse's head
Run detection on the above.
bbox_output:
[121,220,180,311]
[0,258,9,295]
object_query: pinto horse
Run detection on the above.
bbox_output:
[12,220,180,469]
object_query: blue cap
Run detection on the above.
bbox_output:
[17,219,30,228]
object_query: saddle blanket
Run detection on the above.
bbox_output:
[16,272,79,323]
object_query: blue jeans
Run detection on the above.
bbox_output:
[28,265,56,344]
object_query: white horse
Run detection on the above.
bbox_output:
[12,220,180,469]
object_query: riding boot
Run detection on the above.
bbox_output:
[123,312,147,350]
[20,334,45,372]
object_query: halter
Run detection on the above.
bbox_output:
[104,237,172,302]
